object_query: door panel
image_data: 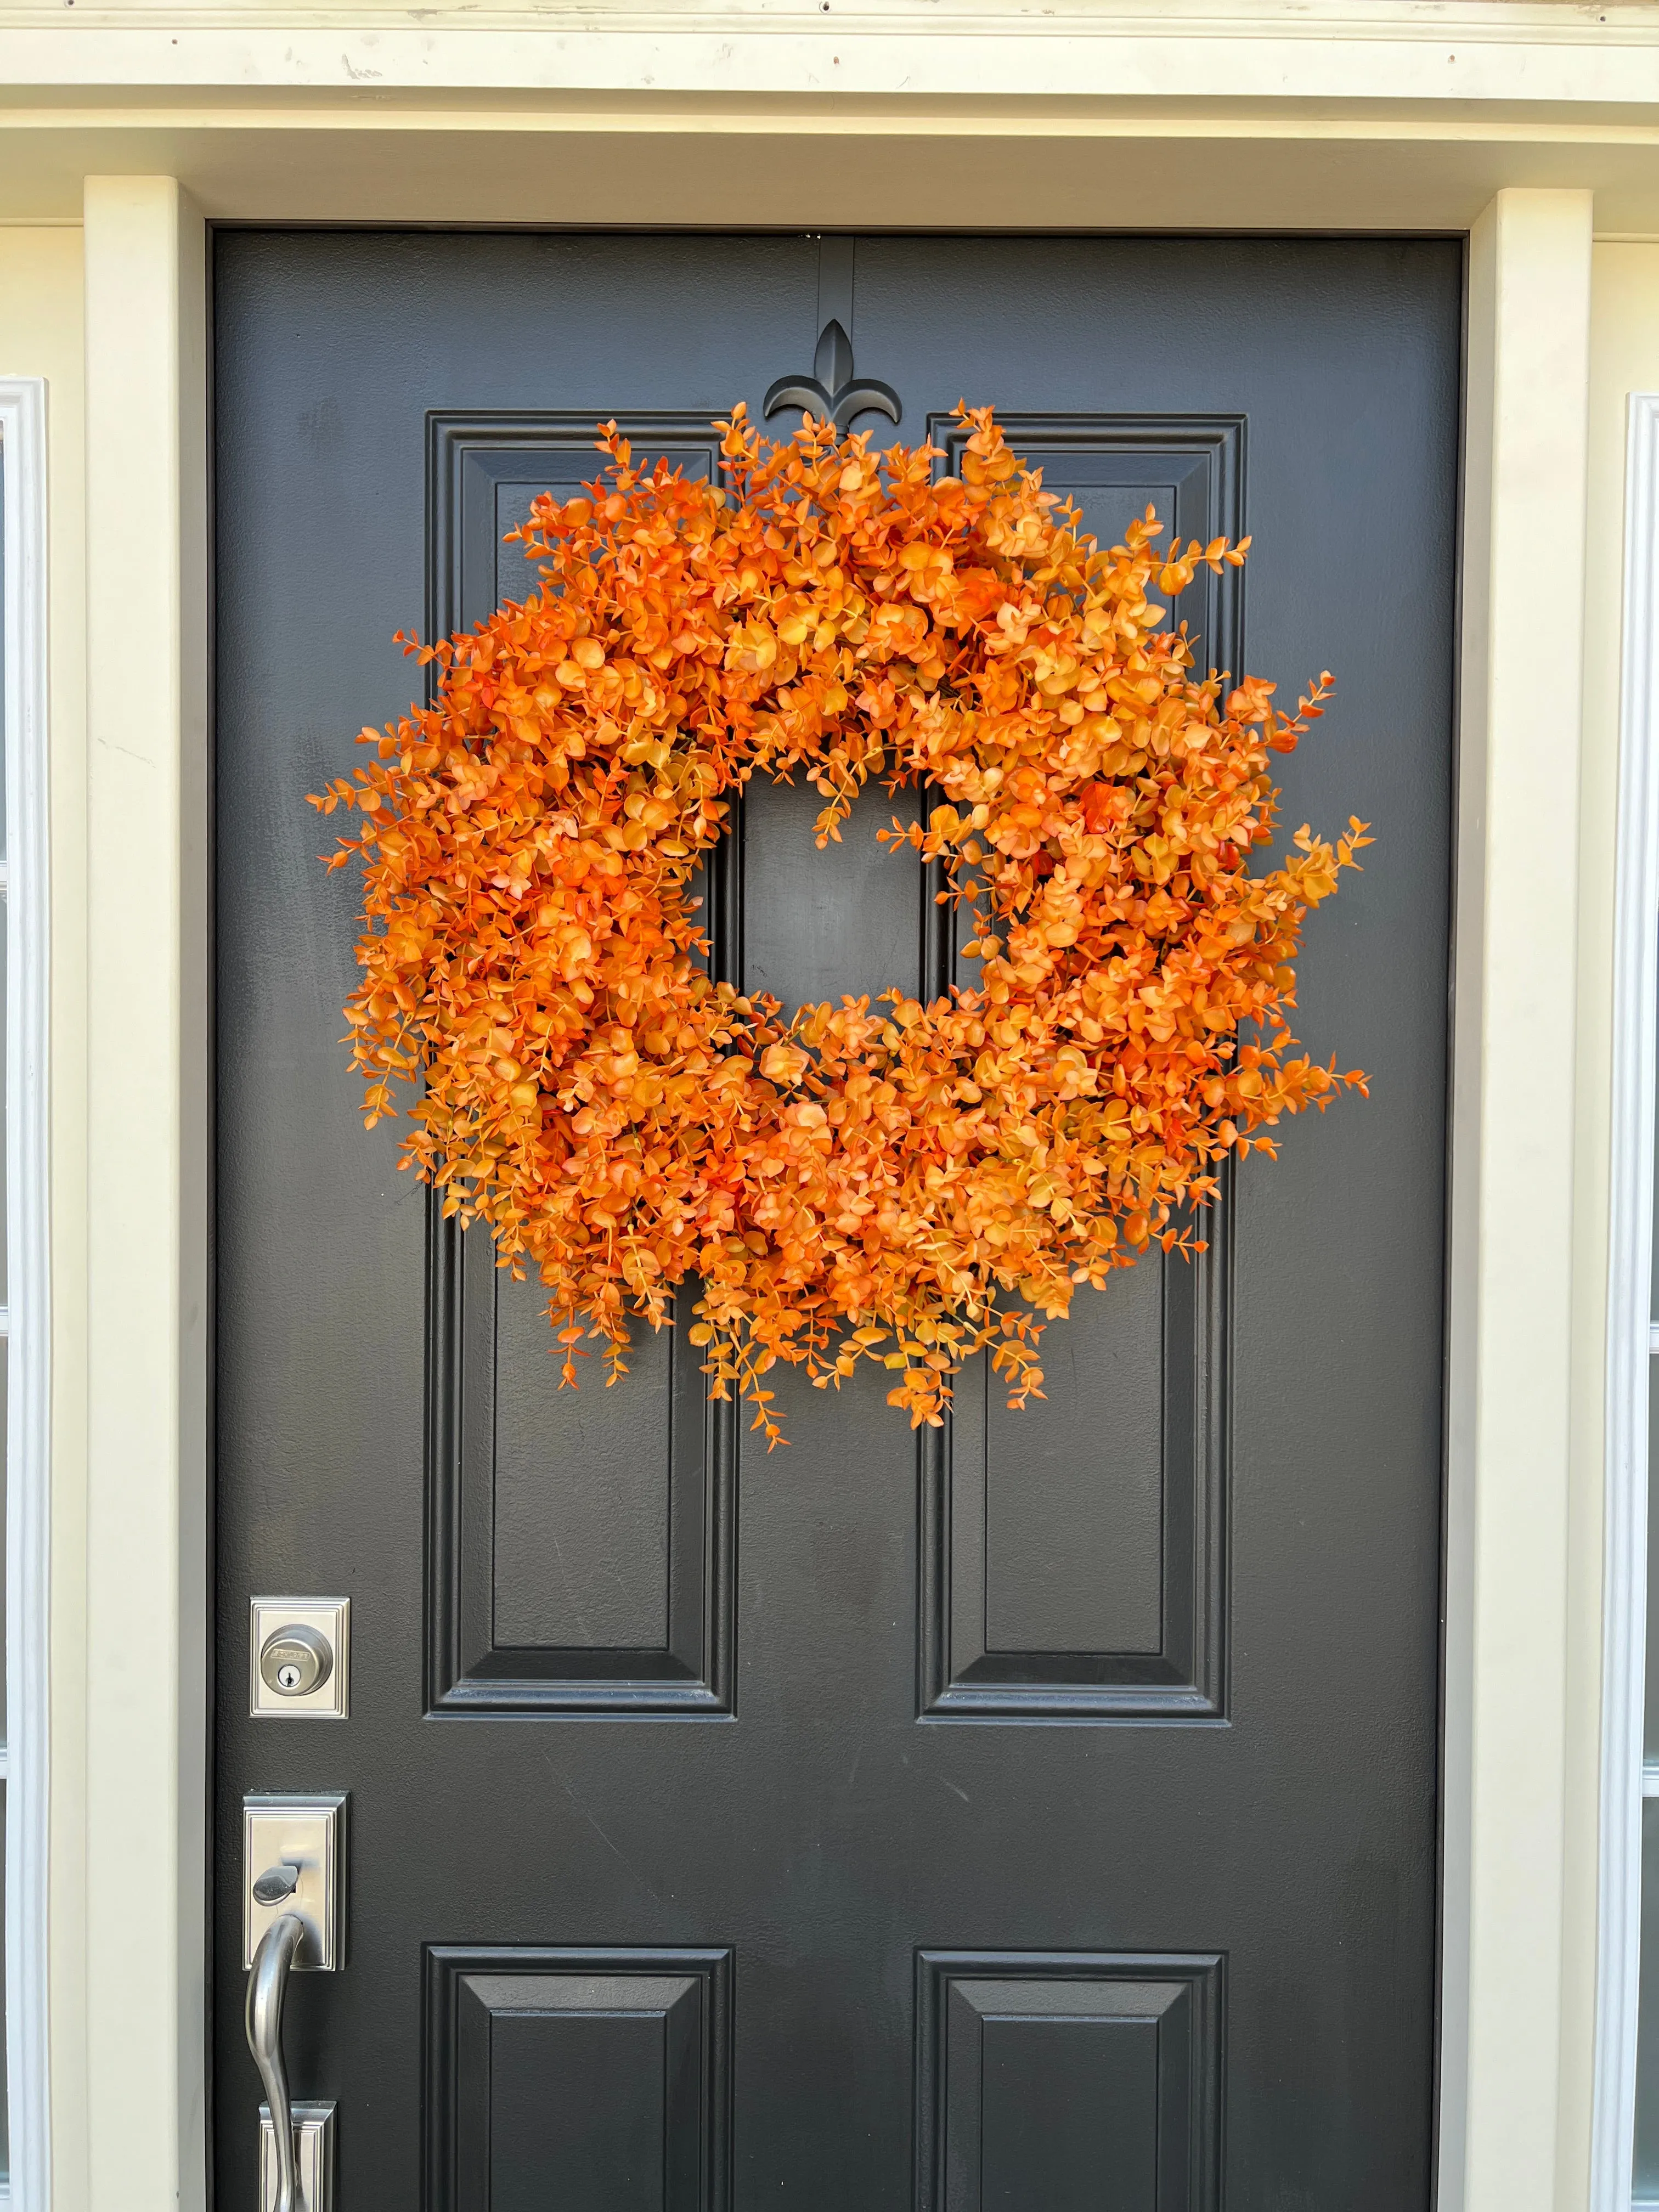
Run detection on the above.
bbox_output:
[917,1952,1223,2212]
[925,411,1244,681]
[921,1204,1226,1720]
[427,1219,735,1714]
[213,230,1457,2210]
[426,1947,732,2209]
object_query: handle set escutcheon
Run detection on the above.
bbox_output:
[242,1796,346,2211]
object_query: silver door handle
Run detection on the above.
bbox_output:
[242,1796,344,2211]
[245,1909,305,2212]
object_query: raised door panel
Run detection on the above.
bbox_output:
[426,1946,732,2211]
[430,411,724,635]
[426,1210,736,1712]
[919,417,1241,1722]
[920,1205,1227,1719]
[926,415,1244,679]
[423,416,736,1714]
[917,1953,1222,2212]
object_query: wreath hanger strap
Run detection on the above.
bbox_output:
[764,234,902,433]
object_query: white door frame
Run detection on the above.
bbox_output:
[55,168,1598,2212]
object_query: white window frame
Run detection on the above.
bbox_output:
[0,376,52,2212]
[1596,390,1659,2212]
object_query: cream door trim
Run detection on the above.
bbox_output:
[67,175,1602,2212]
[1447,185,1596,2212]
[81,177,208,2212]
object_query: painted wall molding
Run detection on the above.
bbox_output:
[0,373,54,2212]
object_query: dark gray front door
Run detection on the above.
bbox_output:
[212,230,1457,2210]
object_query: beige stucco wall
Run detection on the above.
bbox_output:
[0,106,1647,2212]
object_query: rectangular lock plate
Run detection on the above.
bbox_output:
[260,2099,335,2212]
[250,1596,350,1719]
[243,1793,347,1971]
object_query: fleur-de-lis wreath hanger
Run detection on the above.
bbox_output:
[764,236,900,432]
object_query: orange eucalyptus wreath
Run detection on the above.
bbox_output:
[311,405,1368,1444]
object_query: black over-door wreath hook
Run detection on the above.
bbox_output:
[764,235,900,432]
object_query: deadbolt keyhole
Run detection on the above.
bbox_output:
[258,1623,334,1699]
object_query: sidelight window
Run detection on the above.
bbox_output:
[1632,1209,1659,2205]
[1598,392,1659,2212]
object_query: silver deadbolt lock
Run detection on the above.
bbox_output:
[249,1598,350,1719]
[259,1624,332,1699]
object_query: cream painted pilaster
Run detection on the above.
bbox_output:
[1444,187,1595,2212]
[82,177,208,2212]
